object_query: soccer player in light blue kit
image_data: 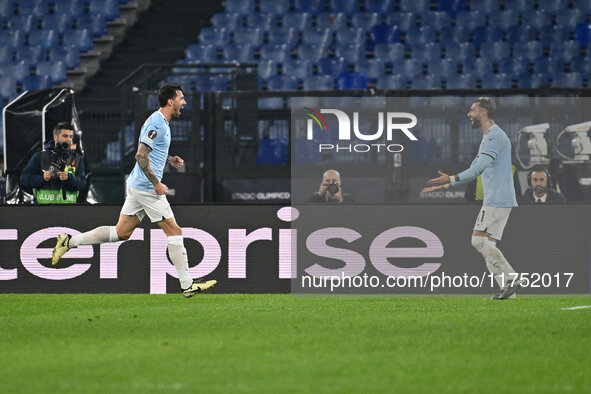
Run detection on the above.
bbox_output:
[51,84,216,298]
[423,97,522,299]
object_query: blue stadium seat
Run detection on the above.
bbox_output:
[457,42,475,61]
[255,139,287,165]
[23,74,51,90]
[37,60,67,83]
[405,25,435,46]
[432,58,458,77]
[552,72,583,88]
[336,72,367,90]
[53,0,85,17]
[399,0,430,13]
[574,0,591,14]
[225,0,254,15]
[8,60,30,82]
[556,9,584,28]
[316,13,347,31]
[479,41,509,63]
[469,0,499,13]
[15,46,43,64]
[0,77,16,100]
[516,73,548,88]
[48,45,80,69]
[282,59,312,79]
[512,0,535,12]
[494,10,518,30]
[212,13,242,30]
[259,0,289,14]
[294,0,324,13]
[75,14,109,37]
[370,24,401,44]
[570,57,591,75]
[0,31,24,48]
[364,0,394,13]
[414,42,441,62]
[575,23,591,48]
[0,0,11,18]
[63,28,93,52]
[455,11,485,30]
[400,58,422,78]
[376,74,407,89]
[186,44,217,61]
[89,0,119,21]
[0,46,12,63]
[12,15,35,34]
[268,27,298,47]
[437,0,467,14]
[223,44,254,63]
[513,41,543,62]
[351,13,380,31]
[526,10,551,30]
[534,57,565,76]
[472,26,503,44]
[260,43,290,63]
[439,27,470,46]
[282,13,310,30]
[472,57,493,79]
[481,73,511,88]
[498,56,529,77]
[539,25,569,46]
[355,59,385,80]
[411,74,441,89]
[257,59,276,79]
[335,43,365,64]
[42,14,73,34]
[199,27,229,46]
[425,11,451,30]
[505,25,535,43]
[550,41,581,62]
[446,74,475,89]
[246,13,275,31]
[317,57,346,77]
[329,0,358,13]
[302,27,332,46]
[336,27,366,46]
[233,27,263,47]
[29,29,58,48]
[267,75,299,90]
[297,43,328,62]
[303,75,334,90]
[373,43,405,65]
[385,13,416,31]
[537,0,563,13]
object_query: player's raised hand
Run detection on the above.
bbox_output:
[427,170,451,186]
[168,156,184,169]
[421,185,446,193]
[154,182,168,195]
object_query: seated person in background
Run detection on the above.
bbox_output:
[20,122,86,204]
[517,167,566,203]
[305,169,356,203]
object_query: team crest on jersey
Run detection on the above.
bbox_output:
[148,130,157,139]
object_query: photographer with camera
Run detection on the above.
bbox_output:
[305,169,356,204]
[20,122,86,204]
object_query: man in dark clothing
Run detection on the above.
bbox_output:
[305,169,356,203]
[517,168,566,203]
[20,122,86,204]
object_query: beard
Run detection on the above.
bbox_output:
[471,118,481,129]
[534,186,546,195]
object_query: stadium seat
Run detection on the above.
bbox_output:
[336,27,366,46]
[405,26,435,46]
[63,28,93,52]
[0,31,24,49]
[494,10,518,30]
[11,15,35,34]
[370,25,401,44]
[479,41,509,63]
[260,43,290,63]
[0,46,12,63]
[317,57,346,77]
[364,0,394,13]
[527,10,551,29]
[302,27,332,46]
[472,58,493,79]
[437,0,466,14]
[575,23,591,48]
[15,46,43,64]
[266,75,299,90]
[297,43,328,63]
[351,13,380,31]
[469,0,499,13]
[37,60,67,83]
[303,75,334,90]
[29,29,58,49]
[376,74,407,89]
[411,74,441,89]
[257,59,276,79]
[439,27,470,46]
[212,13,242,30]
[53,0,85,17]
[282,59,312,79]
[42,14,73,34]
[268,27,299,47]
[225,0,254,15]
[0,77,15,100]
[513,41,543,62]
[455,11,485,30]
[550,41,581,61]
[400,58,422,78]
[505,25,535,43]
[223,44,254,63]
[430,58,457,77]
[385,13,416,31]
[424,11,451,30]
[556,9,584,28]
[246,13,275,31]
[185,44,217,62]
[414,42,441,62]
[569,57,591,75]
[255,139,287,165]
[537,0,563,13]
[516,73,548,88]
[481,73,511,89]
[315,13,347,31]
[23,74,51,90]
[329,0,358,13]
[48,45,80,69]
[335,43,365,64]
[7,60,30,81]
[373,43,405,65]
[471,26,503,45]
[199,27,229,46]
[355,59,385,80]
[89,0,119,21]
[497,56,529,77]
[539,25,569,46]
[282,13,310,30]
[259,0,289,14]
[233,27,263,47]
[512,0,535,12]
[457,42,475,61]
[293,0,324,13]
[399,0,430,13]
[336,72,368,90]
[446,74,475,89]
[552,72,583,88]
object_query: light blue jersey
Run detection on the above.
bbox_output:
[454,124,517,207]
[127,110,171,192]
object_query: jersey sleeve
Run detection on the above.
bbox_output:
[480,133,502,159]
[139,122,163,150]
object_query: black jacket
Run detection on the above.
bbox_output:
[20,148,86,192]
[305,193,356,203]
[517,188,566,203]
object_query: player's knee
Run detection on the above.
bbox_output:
[116,227,132,240]
[471,235,486,253]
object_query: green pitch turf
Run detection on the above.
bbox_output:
[1,295,590,393]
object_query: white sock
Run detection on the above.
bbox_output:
[167,235,193,289]
[70,226,119,248]
[472,236,516,289]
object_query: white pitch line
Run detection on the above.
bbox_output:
[560,305,591,310]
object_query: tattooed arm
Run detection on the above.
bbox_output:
[135,142,168,194]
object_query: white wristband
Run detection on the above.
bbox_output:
[444,183,451,189]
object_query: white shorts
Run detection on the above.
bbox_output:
[473,206,512,241]
[120,185,174,223]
